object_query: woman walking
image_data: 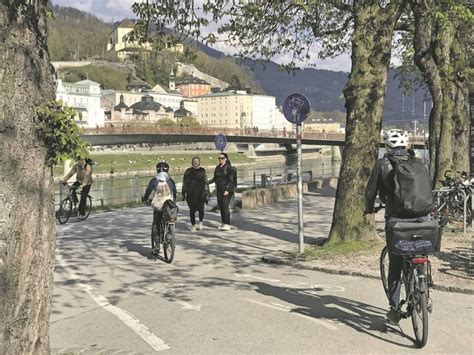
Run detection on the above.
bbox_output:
[209,152,234,231]
[182,156,209,232]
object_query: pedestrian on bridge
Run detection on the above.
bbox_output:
[209,153,234,231]
[182,156,209,232]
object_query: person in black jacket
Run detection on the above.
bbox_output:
[182,156,209,231]
[365,129,428,325]
[209,152,234,231]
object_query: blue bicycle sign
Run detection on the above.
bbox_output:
[214,133,227,151]
[283,93,310,124]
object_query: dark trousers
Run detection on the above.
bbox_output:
[78,184,91,216]
[217,191,232,225]
[187,200,205,225]
[152,209,164,243]
[387,251,404,308]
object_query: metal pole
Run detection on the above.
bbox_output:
[296,123,304,253]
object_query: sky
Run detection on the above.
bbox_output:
[51,0,352,72]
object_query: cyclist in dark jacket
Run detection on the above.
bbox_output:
[142,161,177,253]
[182,156,209,231]
[365,129,427,325]
[209,152,234,231]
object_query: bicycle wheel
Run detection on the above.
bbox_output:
[380,246,390,299]
[163,224,176,263]
[411,268,429,348]
[58,198,72,224]
[82,196,92,220]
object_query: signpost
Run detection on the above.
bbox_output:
[214,132,227,151]
[283,93,310,254]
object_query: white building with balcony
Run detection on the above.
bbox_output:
[56,79,105,128]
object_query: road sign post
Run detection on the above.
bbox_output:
[283,93,310,254]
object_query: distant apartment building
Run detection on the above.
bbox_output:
[177,76,212,98]
[196,90,291,131]
[107,19,183,62]
[56,79,105,128]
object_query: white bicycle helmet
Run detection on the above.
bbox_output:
[157,172,169,182]
[383,129,408,149]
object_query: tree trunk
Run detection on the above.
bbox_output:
[326,1,406,243]
[411,0,470,184]
[0,1,56,353]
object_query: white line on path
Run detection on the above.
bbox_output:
[56,252,170,352]
[176,301,201,311]
[240,298,338,331]
[233,273,281,283]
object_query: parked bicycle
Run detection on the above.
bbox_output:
[57,183,92,224]
[151,200,177,263]
[432,170,472,226]
[380,219,441,348]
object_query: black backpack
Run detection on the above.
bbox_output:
[388,156,433,218]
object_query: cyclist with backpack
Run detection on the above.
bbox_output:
[60,156,93,220]
[209,152,234,231]
[365,129,434,324]
[142,161,177,254]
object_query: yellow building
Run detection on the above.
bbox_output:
[197,91,253,129]
[107,19,184,62]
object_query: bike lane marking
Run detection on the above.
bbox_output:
[240,297,338,331]
[56,252,170,352]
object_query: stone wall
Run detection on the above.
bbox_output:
[241,177,338,209]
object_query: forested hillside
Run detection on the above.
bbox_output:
[47,5,111,61]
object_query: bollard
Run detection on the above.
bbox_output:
[253,171,256,188]
[261,174,267,188]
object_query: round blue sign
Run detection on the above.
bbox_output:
[214,133,227,151]
[282,93,310,124]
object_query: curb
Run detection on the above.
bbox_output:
[262,255,474,296]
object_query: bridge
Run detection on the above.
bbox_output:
[81,129,427,150]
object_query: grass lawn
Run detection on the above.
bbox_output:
[290,239,384,261]
[54,152,254,177]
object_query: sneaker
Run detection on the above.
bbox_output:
[78,215,86,221]
[219,224,231,231]
[197,222,203,230]
[191,225,197,232]
[218,223,224,229]
[152,246,160,255]
[386,308,401,325]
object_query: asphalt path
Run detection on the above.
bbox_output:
[51,195,473,354]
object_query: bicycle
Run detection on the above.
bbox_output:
[57,183,92,224]
[380,220,440,348]
[151,200,177,263]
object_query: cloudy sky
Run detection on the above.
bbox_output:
[51,0,351,72]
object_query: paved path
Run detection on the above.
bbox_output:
[51,194,472,354]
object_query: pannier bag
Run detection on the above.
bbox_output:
[162,199,178,223]
[387,220,441,255]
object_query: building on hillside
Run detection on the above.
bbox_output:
[56,79,105,128]
[196,90,290,131]
[106,19,184,62]
[126,77,150,92]
[106,19,152,61]
[105,94,174,127]
[177,75,212,97]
